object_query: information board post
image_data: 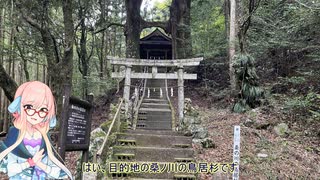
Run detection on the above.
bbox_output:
[81,94,94,164]
[59,84,71,160]
[58,84,93,162]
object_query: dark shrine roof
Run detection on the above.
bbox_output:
[140,29,172,45]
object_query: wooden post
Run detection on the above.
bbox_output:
[177,66,184,127]
[123,65,132,118]
[81,93,93,180]
[58,84,71,160]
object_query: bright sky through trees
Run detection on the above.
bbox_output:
[141,0,166,10]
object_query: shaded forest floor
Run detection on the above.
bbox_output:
[184,56,320,179]
[188,96,319,179]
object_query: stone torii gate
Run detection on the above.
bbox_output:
[109,56,203,124]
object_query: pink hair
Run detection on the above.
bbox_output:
[14,81,55,132]
[0,81,73,179]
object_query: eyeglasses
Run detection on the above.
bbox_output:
[24,108,48,118]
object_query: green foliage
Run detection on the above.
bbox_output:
[310,110,320,121]
[233,54,263,113]
[141,0,171,21]
[100,120,112,133]
[284,76,306,85]
[233,99,250,113]
[248,0,320,58]
[284,92,318,110]
[191,0,227,57]
[285,92,320,121]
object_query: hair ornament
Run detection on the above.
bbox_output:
[49,116,57,128]
[8,96,22,114]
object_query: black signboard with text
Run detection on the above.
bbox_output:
[65,96,92,150]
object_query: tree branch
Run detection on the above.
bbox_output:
[140,18,169,32]
[294,0,320,10]
[50,33,61,63]
[14,38,30,81]
[16,2,42,31]
[94,23,125,34]
[87,31,95,61]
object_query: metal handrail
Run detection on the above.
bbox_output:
[95,99,123,159]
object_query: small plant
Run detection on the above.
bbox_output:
[309,93,320,121]
[284,76,306,85]
[233,54,263,113]
[284,92,320,120]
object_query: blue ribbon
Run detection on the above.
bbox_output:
[49,116,57,128]
[8,96,22,114]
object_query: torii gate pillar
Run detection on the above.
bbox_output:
[177,66,184,126]
[123,65,132,117]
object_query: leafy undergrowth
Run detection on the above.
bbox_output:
[188,87,320,179]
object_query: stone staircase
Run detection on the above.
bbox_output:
[137,79,171,130]
[110,80,196,180]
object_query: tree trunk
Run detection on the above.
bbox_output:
[170,0,192,59]
[224,0,230,42]
[0,90,3,131]
[76,3,90,97]
[125,0,143,58]
[229,0,237,94]
[15,38,30,81]
[0,64,17,102]
[0,5,3,65]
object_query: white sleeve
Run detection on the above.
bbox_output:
[43,156,62,179]
[7,153,29,177]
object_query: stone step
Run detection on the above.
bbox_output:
[139,108,171,112]
[143,98,168,104]
[138,112,171,117]
[116,133,192,148]
[173,143,192,148]
[141,102,169,106]
[136,120,172,128]
[148,96,166,99]
[113,146,194,162]
[117,139,137,146]
[140,103,170,109]
[136,121,172,130]
[113,153,135,161]
[138,111,171,119]
[137,114,171,121]
[126,129,182,136]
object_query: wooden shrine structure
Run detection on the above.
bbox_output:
[140,29,172,59]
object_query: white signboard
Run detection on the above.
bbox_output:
[233,125,240,180]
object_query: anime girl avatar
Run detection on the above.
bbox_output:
[0,81,73,179]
